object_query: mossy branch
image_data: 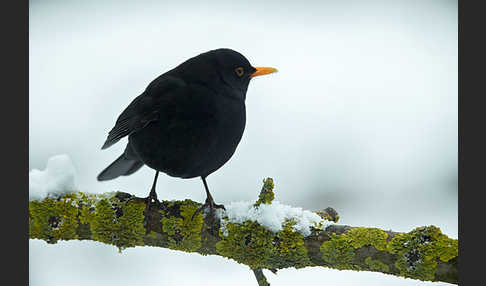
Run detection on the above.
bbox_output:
[29,179,458,285]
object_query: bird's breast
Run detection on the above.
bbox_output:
[130,93,246,178]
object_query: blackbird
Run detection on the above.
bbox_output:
[97,48,277,214]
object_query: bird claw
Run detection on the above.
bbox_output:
[131,191,160,214]
[192,199,225,220]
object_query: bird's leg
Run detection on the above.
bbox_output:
[192,176,225,219]
[125,170,161,234]
[149,171,160,200]
[201,176,225,209]
[129,170,160,214]
[142,170,160,211]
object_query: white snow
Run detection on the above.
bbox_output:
[29,154,78,201]
[219,200,334,237]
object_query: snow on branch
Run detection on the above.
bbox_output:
[29,178,458,285]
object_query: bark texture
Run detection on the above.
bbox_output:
[29,179,458,285]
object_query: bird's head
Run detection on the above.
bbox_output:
[173,48,277,101]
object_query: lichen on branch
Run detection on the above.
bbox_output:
[28,179,458,285]
[254,178,275,207]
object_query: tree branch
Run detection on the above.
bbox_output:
[29,179,458,285]
[252,268,271,286]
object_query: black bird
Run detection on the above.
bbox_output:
[97,48,277,213]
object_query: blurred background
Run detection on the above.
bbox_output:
[29,0,457,285]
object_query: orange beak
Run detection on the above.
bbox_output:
[250,67,278,78]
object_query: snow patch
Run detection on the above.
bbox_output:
[219,200,334,237]
[29,154,78,201]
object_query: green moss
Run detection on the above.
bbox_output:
[254,178,275,207]
[436,235,459,262]
[160,200,203,252]
[217,177,310,270]
[320,232,358,270]
[148,231,157,239]
[29,197,79,243]
[272,220,313,269]
[365,257,390,272]
[387,226,458,281]
[77,193,99,225]
[216,219,311,270]
[87,197,146,251]
[319,227,388,270]
[346,227,389,251]
[216,221,271,268]
[319,225,457,279]
[315,209,340,223]
[30,191,457,283]
[29,192,113,243]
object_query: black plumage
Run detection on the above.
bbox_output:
[97,48,277,212]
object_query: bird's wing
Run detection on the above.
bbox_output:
[101,75,186,149]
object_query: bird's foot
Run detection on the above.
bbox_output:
[129,197,159,211]
[192,197,225,220]
[146,190,159,204]
[144,191,160,212]
[129,191,160,214]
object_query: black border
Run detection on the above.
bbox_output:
[458,0,483,285]
[3,0,29,285]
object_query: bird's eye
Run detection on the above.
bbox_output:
[234,67,244,77]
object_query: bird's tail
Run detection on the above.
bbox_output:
[97,154,144,181]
